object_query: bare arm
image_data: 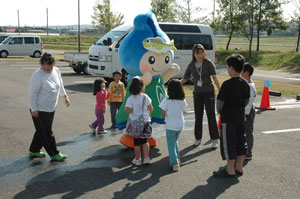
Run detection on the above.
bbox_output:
[148,104,153,115]
[125,107,133,114]
[161,110,166,116]
[180,78,189,85]
[212,75,220,91]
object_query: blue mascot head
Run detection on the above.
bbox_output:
[118,12,175,80]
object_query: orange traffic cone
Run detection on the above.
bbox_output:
[255,87,276,110]
[120,134,157,148]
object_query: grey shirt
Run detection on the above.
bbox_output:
[183,59,216,93]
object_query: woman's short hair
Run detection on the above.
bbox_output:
[129,77,144,95]
[243,62,254,76]
[40,52,55,65]
[93,77,106,95]
[167,79,185,100]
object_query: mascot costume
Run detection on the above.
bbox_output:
[116,12,180,148]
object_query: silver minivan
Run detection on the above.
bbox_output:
[0,36,43,58]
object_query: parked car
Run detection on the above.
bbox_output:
[0,36,43,58]
[0,35,8,43]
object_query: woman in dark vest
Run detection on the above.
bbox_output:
[181,44,220,149]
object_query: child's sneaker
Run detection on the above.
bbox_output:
[51,153,67,161]
[211,139,218,149]
[29,151,46,158]
[98,130,107,134]
[143,157,151,164]
[178,158,181,165]
[193,139,201,146]
[173,164,180,172]
[89,124,96,133]
[132,158,142,166]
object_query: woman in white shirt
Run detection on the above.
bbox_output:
[159,79,188,171]
[29,52,70,161]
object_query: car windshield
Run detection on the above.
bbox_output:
[96,31,126,45]
[1,37,11,44]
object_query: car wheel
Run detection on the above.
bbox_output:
[33,51,41,58]
[73,68,82,74]
[0,51,8,58]
[82,63,89,75]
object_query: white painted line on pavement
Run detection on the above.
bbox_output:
[262,128,300,134]
[0,62,8,64]
[254,74,300,81]
[73,80,94,84]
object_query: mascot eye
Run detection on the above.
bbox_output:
[148,56,155,64]
[146,39,150,43]
[165,56,170,64]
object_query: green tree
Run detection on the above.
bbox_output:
[215,0,244,50]
[150,0,177,22]
[240,0,255,58]
[255,0,288,51]
[175,0,209,23]
[91,0,124,34]
[292,0,300,52]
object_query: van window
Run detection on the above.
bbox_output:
[24,37,34,44]
[9,37,23,45]
[160,24,201,33]
[35,37,40,44]
[167,34,213,50]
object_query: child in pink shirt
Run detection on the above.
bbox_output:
[89,78,110,134]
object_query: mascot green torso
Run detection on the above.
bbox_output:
[116,12,180,129]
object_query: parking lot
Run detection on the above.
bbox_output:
[1,60,300,199]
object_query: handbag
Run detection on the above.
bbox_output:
[126,95,152,138]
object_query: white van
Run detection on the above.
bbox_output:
[0,36,43,58]
[88,23,216,82]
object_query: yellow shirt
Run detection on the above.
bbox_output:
[108,81,126,103]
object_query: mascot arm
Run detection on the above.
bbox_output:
[140,71,153,86]
[162,63,180,83]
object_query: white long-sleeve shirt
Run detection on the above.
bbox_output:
[29,67,67,112]
[245,81,256,115]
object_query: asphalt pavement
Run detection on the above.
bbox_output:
[0,60,300,199]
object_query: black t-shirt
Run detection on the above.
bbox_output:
[217,77,250,123]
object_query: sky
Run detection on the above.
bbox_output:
[0,0,296,27]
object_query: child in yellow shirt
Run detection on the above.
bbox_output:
[108,70,126,129]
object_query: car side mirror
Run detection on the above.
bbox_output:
[107,38,112,46]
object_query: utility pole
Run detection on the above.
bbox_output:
[78,0,81,52]
[17,9,20,35]
[46,8,49,36]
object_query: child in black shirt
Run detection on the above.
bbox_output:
[213,54,250,178]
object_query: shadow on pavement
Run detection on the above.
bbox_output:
[13,143,217,199]
[182,174,239,199]
[64,84,93,93]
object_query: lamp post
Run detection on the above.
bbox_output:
[78,0,81,52]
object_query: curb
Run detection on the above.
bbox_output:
[269,90,281,97]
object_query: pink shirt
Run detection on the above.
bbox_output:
[95,90,110,110]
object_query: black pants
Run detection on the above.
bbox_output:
[110,102,122,126]
[246,107,256,156]
[220,121,248,160]
[193,91,219,140]
[29,111,59,156]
